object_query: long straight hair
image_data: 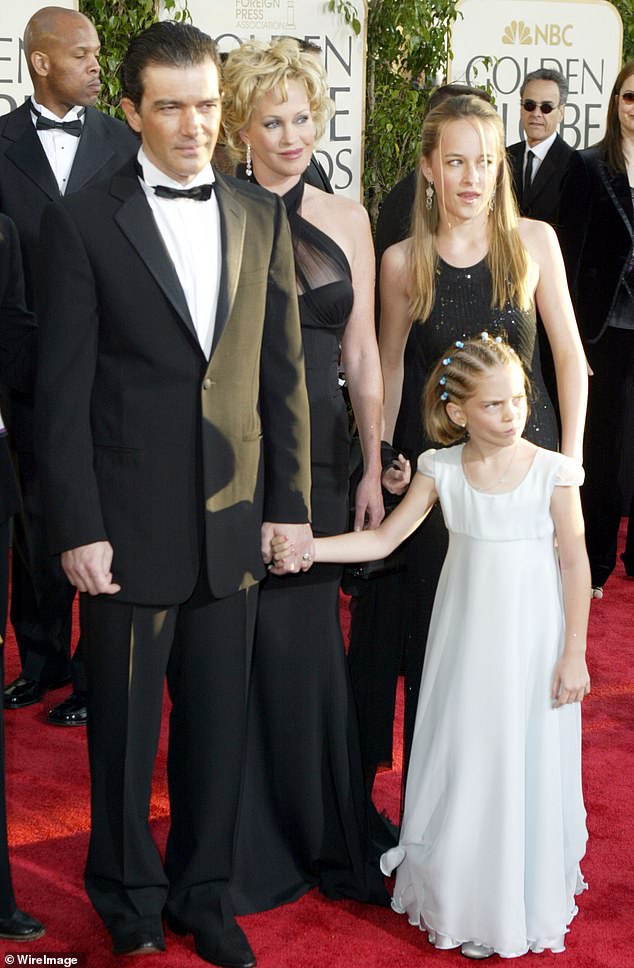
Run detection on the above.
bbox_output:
[409,95,531,323]
[602,60,634,175]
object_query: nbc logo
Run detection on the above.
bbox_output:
[502,20,573,46]
[502,20,531,45]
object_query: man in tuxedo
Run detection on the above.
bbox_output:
[507,68,574,420]
[0,214,44,944]
[0,6,137,726]
[507,68,573,226]
[35,20,312,968]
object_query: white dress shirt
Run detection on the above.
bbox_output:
[30,96,85,195]
[136,147,221,360]
[524,130,558,184]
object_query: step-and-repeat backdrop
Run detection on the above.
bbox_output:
[1,1,625,188]
[451,0,622,147]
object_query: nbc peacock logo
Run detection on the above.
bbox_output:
[502,20,532,45]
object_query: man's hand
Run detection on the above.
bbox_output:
[261,522,314,575]
[61,541,121,596]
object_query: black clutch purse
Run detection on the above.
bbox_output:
[341,440,406,591]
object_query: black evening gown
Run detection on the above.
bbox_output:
[398,255,560,790]
[230,180,391,914]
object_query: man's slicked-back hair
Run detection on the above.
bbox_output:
[120,20,221,109]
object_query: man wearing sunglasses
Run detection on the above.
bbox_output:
[507,68,574,227]
[507,68,575,419]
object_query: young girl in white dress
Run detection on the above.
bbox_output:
[271,335,591,960]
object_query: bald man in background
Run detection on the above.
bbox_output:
[0,7,137,728]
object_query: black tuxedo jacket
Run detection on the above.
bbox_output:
[0,214,35,523]
[0,101,138,302]
[35,162,311,605]
[0,101,137,451]
[558,146,634,344]
[507,134,574,226]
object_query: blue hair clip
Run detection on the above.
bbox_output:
[442,356,452,366]
[439,375,447,385]
[455,340,464,349]
[480,331,489,341]
[440,391,448,401]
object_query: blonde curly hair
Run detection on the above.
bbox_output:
[221,38,334,163]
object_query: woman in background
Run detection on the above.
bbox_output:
[558,60,634,597]
[222,38,390,913]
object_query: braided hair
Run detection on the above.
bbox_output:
[423,334,530,445]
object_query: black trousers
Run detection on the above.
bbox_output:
[10,451,84,689]
[81,575,257,943]
[583,327,634,587]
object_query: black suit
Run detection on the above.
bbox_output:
[0,100,137,690]
[34,161,311,941]
[507,134,575,429]
[558,147,634,585]
[507,133,574,226]
[0,213,36,916]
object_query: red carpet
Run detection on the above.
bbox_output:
[1,524,633,968]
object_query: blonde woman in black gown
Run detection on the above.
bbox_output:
[222,38,390,912]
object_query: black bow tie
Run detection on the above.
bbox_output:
[153,183,214,201]
[31,105,84,137]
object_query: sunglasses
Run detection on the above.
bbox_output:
[521,100,559,114]
[619,91,634,102]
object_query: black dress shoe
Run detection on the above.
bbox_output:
[0,909,46,941]
[112,932,166,957]
[164,913,255,968]
[4,675,70,709]
[47,691,88,726]
[4,677,44,709]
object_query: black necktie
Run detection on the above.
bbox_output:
[523,149,535,202]
[31,105,83,137]
[153,183,214,201]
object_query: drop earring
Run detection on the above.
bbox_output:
[425,182,434,211]
[245,143,252,179]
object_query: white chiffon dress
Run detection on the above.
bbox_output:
[381,445,588,959]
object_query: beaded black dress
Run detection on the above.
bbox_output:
[400,256,558,456]
[395,255,559,790]
[229,179,391,914]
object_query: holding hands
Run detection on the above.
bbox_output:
[269,533,296,572]
[261,522,314,575]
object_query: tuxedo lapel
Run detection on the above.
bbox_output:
[212,176,247,355]
[2,104,60,200]
[111,171,199,345]
[67,108,122,193]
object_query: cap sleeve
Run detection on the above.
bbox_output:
[416,448,438,479]
[554,455,585,487]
